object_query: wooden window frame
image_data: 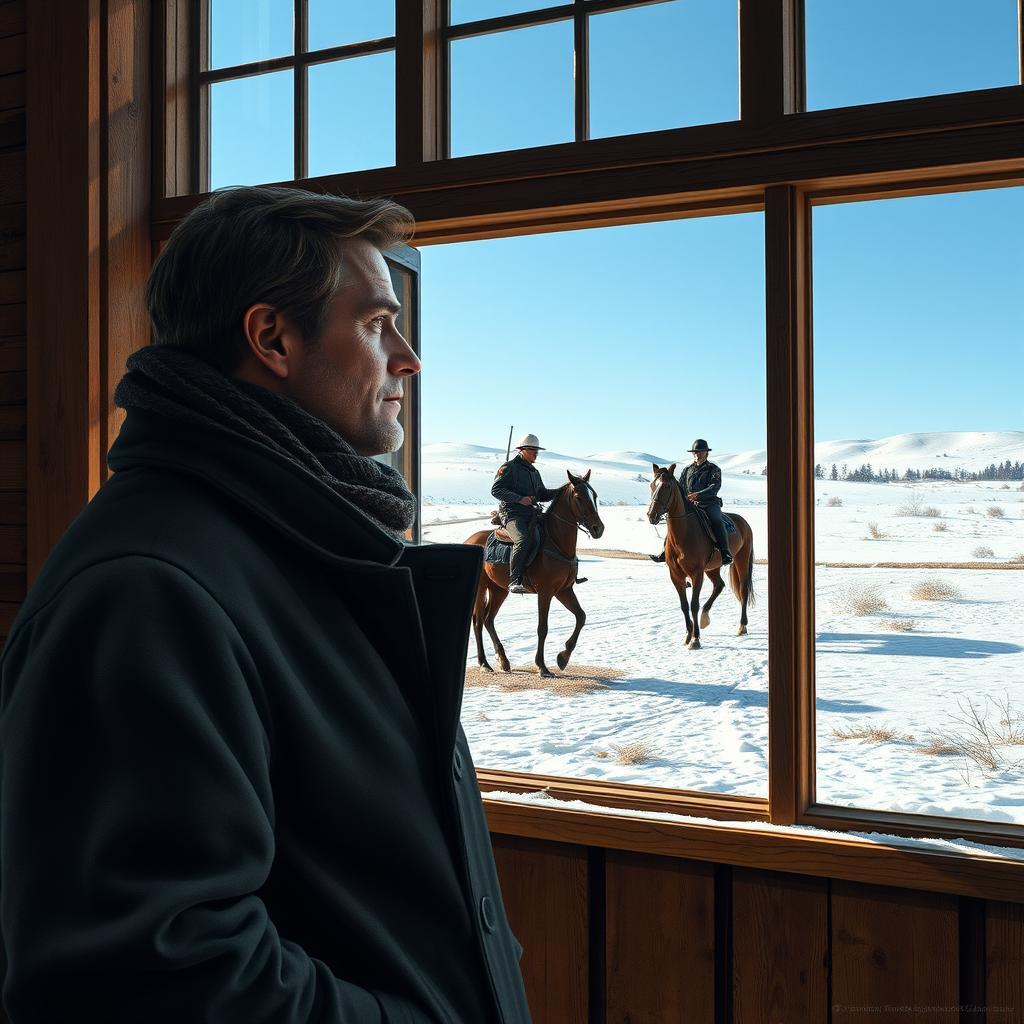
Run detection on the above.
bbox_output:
[28,0,1024,899]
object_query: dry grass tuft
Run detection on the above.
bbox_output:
[826,496,843,507]
[832,582,888,616]
[909,579,962,602]
[987,505,1005,518]
[972,545,996,559]
[922,506,942,518]
[917,738,963,757]
[1010,553,1024,564]
[866,522,886,540]
[932,521,949,532]
[931,695,1024,778]
[831,724,900,743]
[896,495,923,517]
[881,619,916,632]
[476,711,489,721]
[611,739,656,765]
[594,750,610,759]
[464,664,623,696]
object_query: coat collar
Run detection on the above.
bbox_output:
[108,407,406,568]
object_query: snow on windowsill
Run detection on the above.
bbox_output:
[483,789,1024,863]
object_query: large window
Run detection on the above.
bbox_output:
[203,0,396,189]
[448,0,739,157]
[811,185,1024,828]
[421,214,767,795]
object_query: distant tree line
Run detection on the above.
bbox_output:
[807,459,1024,483]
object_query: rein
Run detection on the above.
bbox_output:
[540,484,591,563]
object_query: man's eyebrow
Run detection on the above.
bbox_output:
[358,296,402,316]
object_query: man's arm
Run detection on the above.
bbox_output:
[0,557,428,1023]
[694,464,723,500]
[491,462,524,504]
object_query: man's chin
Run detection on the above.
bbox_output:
[354,422,404,458]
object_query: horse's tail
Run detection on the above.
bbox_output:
[730,535,756,608]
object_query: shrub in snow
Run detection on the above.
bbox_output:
[922,506,942,518]
[987,505,1005,518]
[882,619,916,632]
[932,522,949,532]
[832,582,887,616]
[909,579,962,601]
[831,723,901,742]
[1010,553,1024,564]
[937,695,1024,778]
[612,739,656,765]
[896,495,923,517]
[826,496,843,507]
[972,546,995,559]
[866,522,886,540]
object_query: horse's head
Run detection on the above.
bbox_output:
[647,463,678,525]
[566,469,604,539]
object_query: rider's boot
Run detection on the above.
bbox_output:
[712,520,733,565]
[509,580,528,594]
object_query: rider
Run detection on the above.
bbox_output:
[649,438,732,566]
[491,433,561,594]
[684,438,732,566]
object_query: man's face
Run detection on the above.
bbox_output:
[694,450,708,464]
[519,446,539,464]
[283,239,420,456]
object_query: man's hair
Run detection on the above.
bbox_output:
[145,185,415,371]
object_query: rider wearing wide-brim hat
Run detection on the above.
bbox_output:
[491,433,560,593]
[682,438,732,565]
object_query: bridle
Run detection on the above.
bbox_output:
[647,472,693,525]
[543,480,602,560]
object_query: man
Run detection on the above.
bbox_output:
[684,438,732,565]
[490,434,560,594]
[649,439,731,565]
[0,186,531,1023]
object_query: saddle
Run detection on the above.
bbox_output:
[692,505,737,545]
[484,511,588,585]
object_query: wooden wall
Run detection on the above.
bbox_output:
[0,0,25,649]
[492,835,1024,1024]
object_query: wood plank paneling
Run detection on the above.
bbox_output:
[0,490,24,523]
[0,522,24,562]
[0,404,24,438]
[0,268,24,301]
[0,567,25,601]
[0,369,24,404]
[0,32,24,75]
[831,880,959,1023]
[0,334,22,371]
[0,70,24,112]
[0,300,24,334]
[986,900,1024,1023]
[0,203,24,270]
[0,598,19,633]
[491,835,588,1024]
[732,868,829,1023]
[605,850,716,1024]
[0,437,25,490]
[0,1,26,39]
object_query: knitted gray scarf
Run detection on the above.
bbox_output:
[113,346,416,539]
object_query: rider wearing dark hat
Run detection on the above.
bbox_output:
[683,438,732,565]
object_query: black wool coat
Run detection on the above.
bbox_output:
[0,407,532,1024]
[490,455,560,523]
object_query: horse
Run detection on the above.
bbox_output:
[647,463,755,649]
[464,471,605,677]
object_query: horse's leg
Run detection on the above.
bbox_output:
[554,586,586,671]
[534,591,553,677]
[472,576,493,671]
[688,570,706,649]
[736,544,751,636]
[699,568,726,629]
[673,567,694,646]
[483,583,512,672]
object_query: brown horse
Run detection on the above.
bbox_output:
[647,463,755,649]
[465,471,604,677]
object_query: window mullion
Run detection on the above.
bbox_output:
[574,6,588,142]
[295,0,307,180]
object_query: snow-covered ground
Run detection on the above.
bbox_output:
[421,433,1024,828]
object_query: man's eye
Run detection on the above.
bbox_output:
[370,315,387,329]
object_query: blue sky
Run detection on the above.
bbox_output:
[209,0,1022,455]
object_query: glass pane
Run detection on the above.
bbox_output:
[812,187,1024,826]
[309,0,395,50]
[589,0,738,138]
[450,20,574,157]
[210,0,293,70]
[450,0,561,25]
[421,214,768,797]
[806,0,1019,110]
[209,70,294,188]
[308,53,396,175]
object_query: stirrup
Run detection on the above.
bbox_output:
[509,581,529,594]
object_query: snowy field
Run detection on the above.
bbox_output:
[421,433,1024,828]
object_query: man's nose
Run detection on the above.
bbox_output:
[388,329,421,377]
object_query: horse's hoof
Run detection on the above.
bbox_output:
[479,662,494,673]
[700,612,711,629]
[556,651,570,671]
[498,659,511,673]
[688,639,702,650]
[737,625,747,636]
[538,668,553,678]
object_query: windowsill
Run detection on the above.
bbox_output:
[484,789,1024,903]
